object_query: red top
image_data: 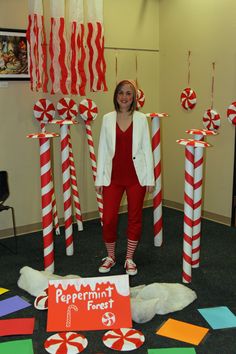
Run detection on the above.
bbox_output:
[111,122,139,185]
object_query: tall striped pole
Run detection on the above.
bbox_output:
[177,138,210,283]
[186,129,217,268]
[146,112,168,247]
[27,132,59,272]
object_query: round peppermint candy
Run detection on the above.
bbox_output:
[136,89,145,109]
[57,98,78,120]
[227,101,236,125]
[180,87,197,111]
[102,328,145,351]
[176,138,210,148]
[34,99,55,123]
[34,288,48,310]
[44,332,88,354]
[79,99,98,121]
[203,109,221,131]
[102,312,116,327]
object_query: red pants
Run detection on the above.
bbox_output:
[102,183,146,243]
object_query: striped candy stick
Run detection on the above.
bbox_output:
[186,129,217,268]
[68,131,83,231]
[147,113,168,246]
[85,121,103,223]
[60,123,74,256]
[41,122,60,236]
[182,144,195,283]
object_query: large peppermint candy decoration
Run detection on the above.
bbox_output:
[102,328,145,351]
[44,332,88,354]
[33,99,55,123]
[227,101,236,125]
[180,87,197,110]
[136,88,145,109]
[34,288,48,310]
[203,108,221,131]
[79,99,98,121]
[102,312,116,326]
[57,98,78,120]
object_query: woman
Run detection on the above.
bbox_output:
[95,80,154,276]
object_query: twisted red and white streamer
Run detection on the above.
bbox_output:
[151,116,163,247]
[49,0,68,94]
[87,0,107,92]
[27,0,48,92]
[60,125,74,256]
[85,122,103,222]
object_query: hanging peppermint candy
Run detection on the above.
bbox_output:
[136,89,145,109]
[33,99,55,123]
[102,328,145,351]
[202,109,221,131]
[57,98,78,120]
[44,332,88,354]
[227,101,236,125]
[79,98,98,121]
[180,87,197,110]
[34,288,48,310]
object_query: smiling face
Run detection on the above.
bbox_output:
[113,80,137,113]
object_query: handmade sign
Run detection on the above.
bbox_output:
[47,275,132,331]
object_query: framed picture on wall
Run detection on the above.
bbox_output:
[0,28,30,80]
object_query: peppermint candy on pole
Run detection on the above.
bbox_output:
[57,98,78,120]
[136,88,145,109]
[34,288,48,310]
[202,109,221,131]
[146,112,169,247]
[34,99,55,123]
[44,332,88,354]
[180,87,197,110]
[227,101,236,125]
[79,98,98,121]
[103,328,145,351]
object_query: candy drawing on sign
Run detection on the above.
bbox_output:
[66,304,79,328]
[102,312,116,326]
[47,275,132,331]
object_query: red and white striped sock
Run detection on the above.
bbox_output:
[105,242,116,260]
[126,239,138,260]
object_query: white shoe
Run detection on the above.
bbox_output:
[99,257,116,273]
[124,259,138,276]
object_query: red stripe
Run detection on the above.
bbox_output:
[78,24,86,96]
[100,34,107,91]
[26,15,34,91]
[70,22,78,95]
[33,15,40,91]
[87,22,94,91]
[49,18,55,94]
[194,157,203,168]
[154,163,161,179]
[95,22,103,90]
[41,16,48,93]
[152,130,161,150]
[58,18,68,94]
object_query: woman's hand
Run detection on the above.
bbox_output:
[95,186,103,194]
[146,186,154,193]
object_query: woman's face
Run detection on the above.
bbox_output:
[116,84,134,112]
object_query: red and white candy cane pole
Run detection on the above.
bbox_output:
[79,99,103,224]
[55,120,77,256]
[57,98,83,232]
[68,132,83,231]
[177,139,210,283]
[146,112,168,247]
[186,129,217,268]
[27,132,59,272]
[34,99,60,237]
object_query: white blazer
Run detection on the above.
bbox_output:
[95,110,155,187]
